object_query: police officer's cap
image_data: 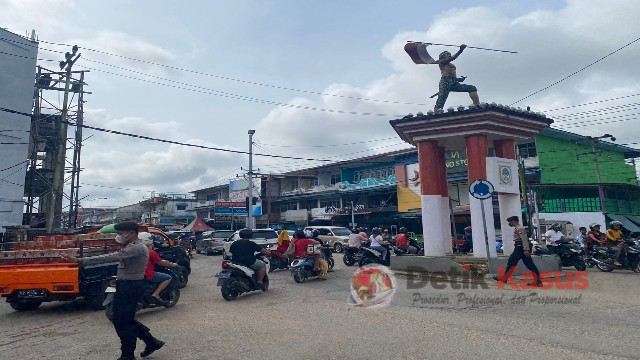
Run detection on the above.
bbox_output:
[506,216,519,223]
[114,221,139,232]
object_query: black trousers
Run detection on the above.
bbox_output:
[113,280,157,358]
[504,245,541,281]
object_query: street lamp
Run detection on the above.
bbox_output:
[247,130,255,228]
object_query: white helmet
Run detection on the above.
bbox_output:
[138,232,153,246]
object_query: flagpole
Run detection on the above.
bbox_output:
[407,41,517,54]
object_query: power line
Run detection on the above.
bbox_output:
[0,106,334,162]
[544,94,640,112]
[510,36,640,105]
[255,136,399,148]
[0,160,29,172]
[76,65,397,117]
[26,39,429,107]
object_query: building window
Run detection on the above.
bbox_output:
[206,193,218,201]
[280,202,298,212]
[176,204,188,211]
[290,179,299,191]
[518,143,537,158]
[330,174,342,185]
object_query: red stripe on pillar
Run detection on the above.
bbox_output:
[494,139,516,160]
[417,141,441,196]
[437,146,449,197]
[466,134,488,182]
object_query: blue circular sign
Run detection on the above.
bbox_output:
[469,179,495,200]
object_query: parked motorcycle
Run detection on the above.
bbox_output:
[359,244,391,267]
[587,240,640,273]
[533,238,586,271]
[216,254,270,301]
[104,267,180,320]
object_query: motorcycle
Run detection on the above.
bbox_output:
[343,247,364,266]
[533,238,586,271]
[290,245,330,283]
[153,239,190,289]
[267,250,290,271]
[104,267,180,320]
[587,240,640,273]
[359,244,391,267]
[216,254,270,301]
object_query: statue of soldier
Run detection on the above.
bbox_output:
[434,44,480,113]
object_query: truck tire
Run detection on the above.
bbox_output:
[10,300,42,311]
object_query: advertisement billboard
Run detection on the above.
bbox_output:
[228,178,262,216]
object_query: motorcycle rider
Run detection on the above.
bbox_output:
[292,230,326,277]
[229,228,271,288]
[348,228,366,249]
[495,216,542,287]
[576,227,588,246]
[585,223,606,254]
[544,223,565,244]
[606,221,625,266]
[395,227,417,254]
[63,222,165,360]
[369,227,390,261]
[139,232,179,305]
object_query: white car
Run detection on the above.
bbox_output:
[222,228,279,260]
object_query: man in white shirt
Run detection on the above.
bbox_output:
[544,224,565,244]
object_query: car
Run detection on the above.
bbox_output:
[304,226,351,253]
[196,230,235,255]
[222,228,279,260]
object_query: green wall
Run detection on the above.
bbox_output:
[536,135,638,186]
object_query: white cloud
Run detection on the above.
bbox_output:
[255,0,640,161]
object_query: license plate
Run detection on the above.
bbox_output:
[105,287,117,293]
[216,272,231,286]
[17,289,46,298]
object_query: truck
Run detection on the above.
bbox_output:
[0,226,189,311]
[0,233,121,311]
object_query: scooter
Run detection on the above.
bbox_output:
[533,238,586,271]
[290,244,329,283]
[359,244,391,267]
[267,250,290,271]
[216,254,270,301]
[104,267,180,320]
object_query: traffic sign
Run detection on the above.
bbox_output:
[469,179,495,200]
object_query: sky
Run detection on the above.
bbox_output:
[1,0,640,207]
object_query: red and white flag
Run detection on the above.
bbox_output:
[404,42,438,65]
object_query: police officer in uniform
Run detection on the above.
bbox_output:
[495,216,542,287]
[65,222,165,360]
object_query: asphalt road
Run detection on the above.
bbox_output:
[1,253,639,360]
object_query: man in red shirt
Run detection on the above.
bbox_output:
[395,227,417,254]
[140,233,179,304]
[292,230,320,258]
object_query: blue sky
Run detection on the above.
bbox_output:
[1,0,638,206]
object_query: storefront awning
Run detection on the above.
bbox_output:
[608,214,640,233]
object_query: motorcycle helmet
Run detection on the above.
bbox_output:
[138,232,153,246]
[304,229,314,238]
[589,223,600,229]
[238,228,253,239]
[312,229,320,238]
[293,230,306,239]
[610,221,623,228]
[351,228,359,234]
[399,227,407,233]
[551,223,561,231]
[372,227,382,235]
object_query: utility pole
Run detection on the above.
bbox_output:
[247,130,255,228]
[578,134,616,214]
[47,46,80,233]
[350,201,355,228]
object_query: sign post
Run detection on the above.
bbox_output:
[469,179,495,265]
